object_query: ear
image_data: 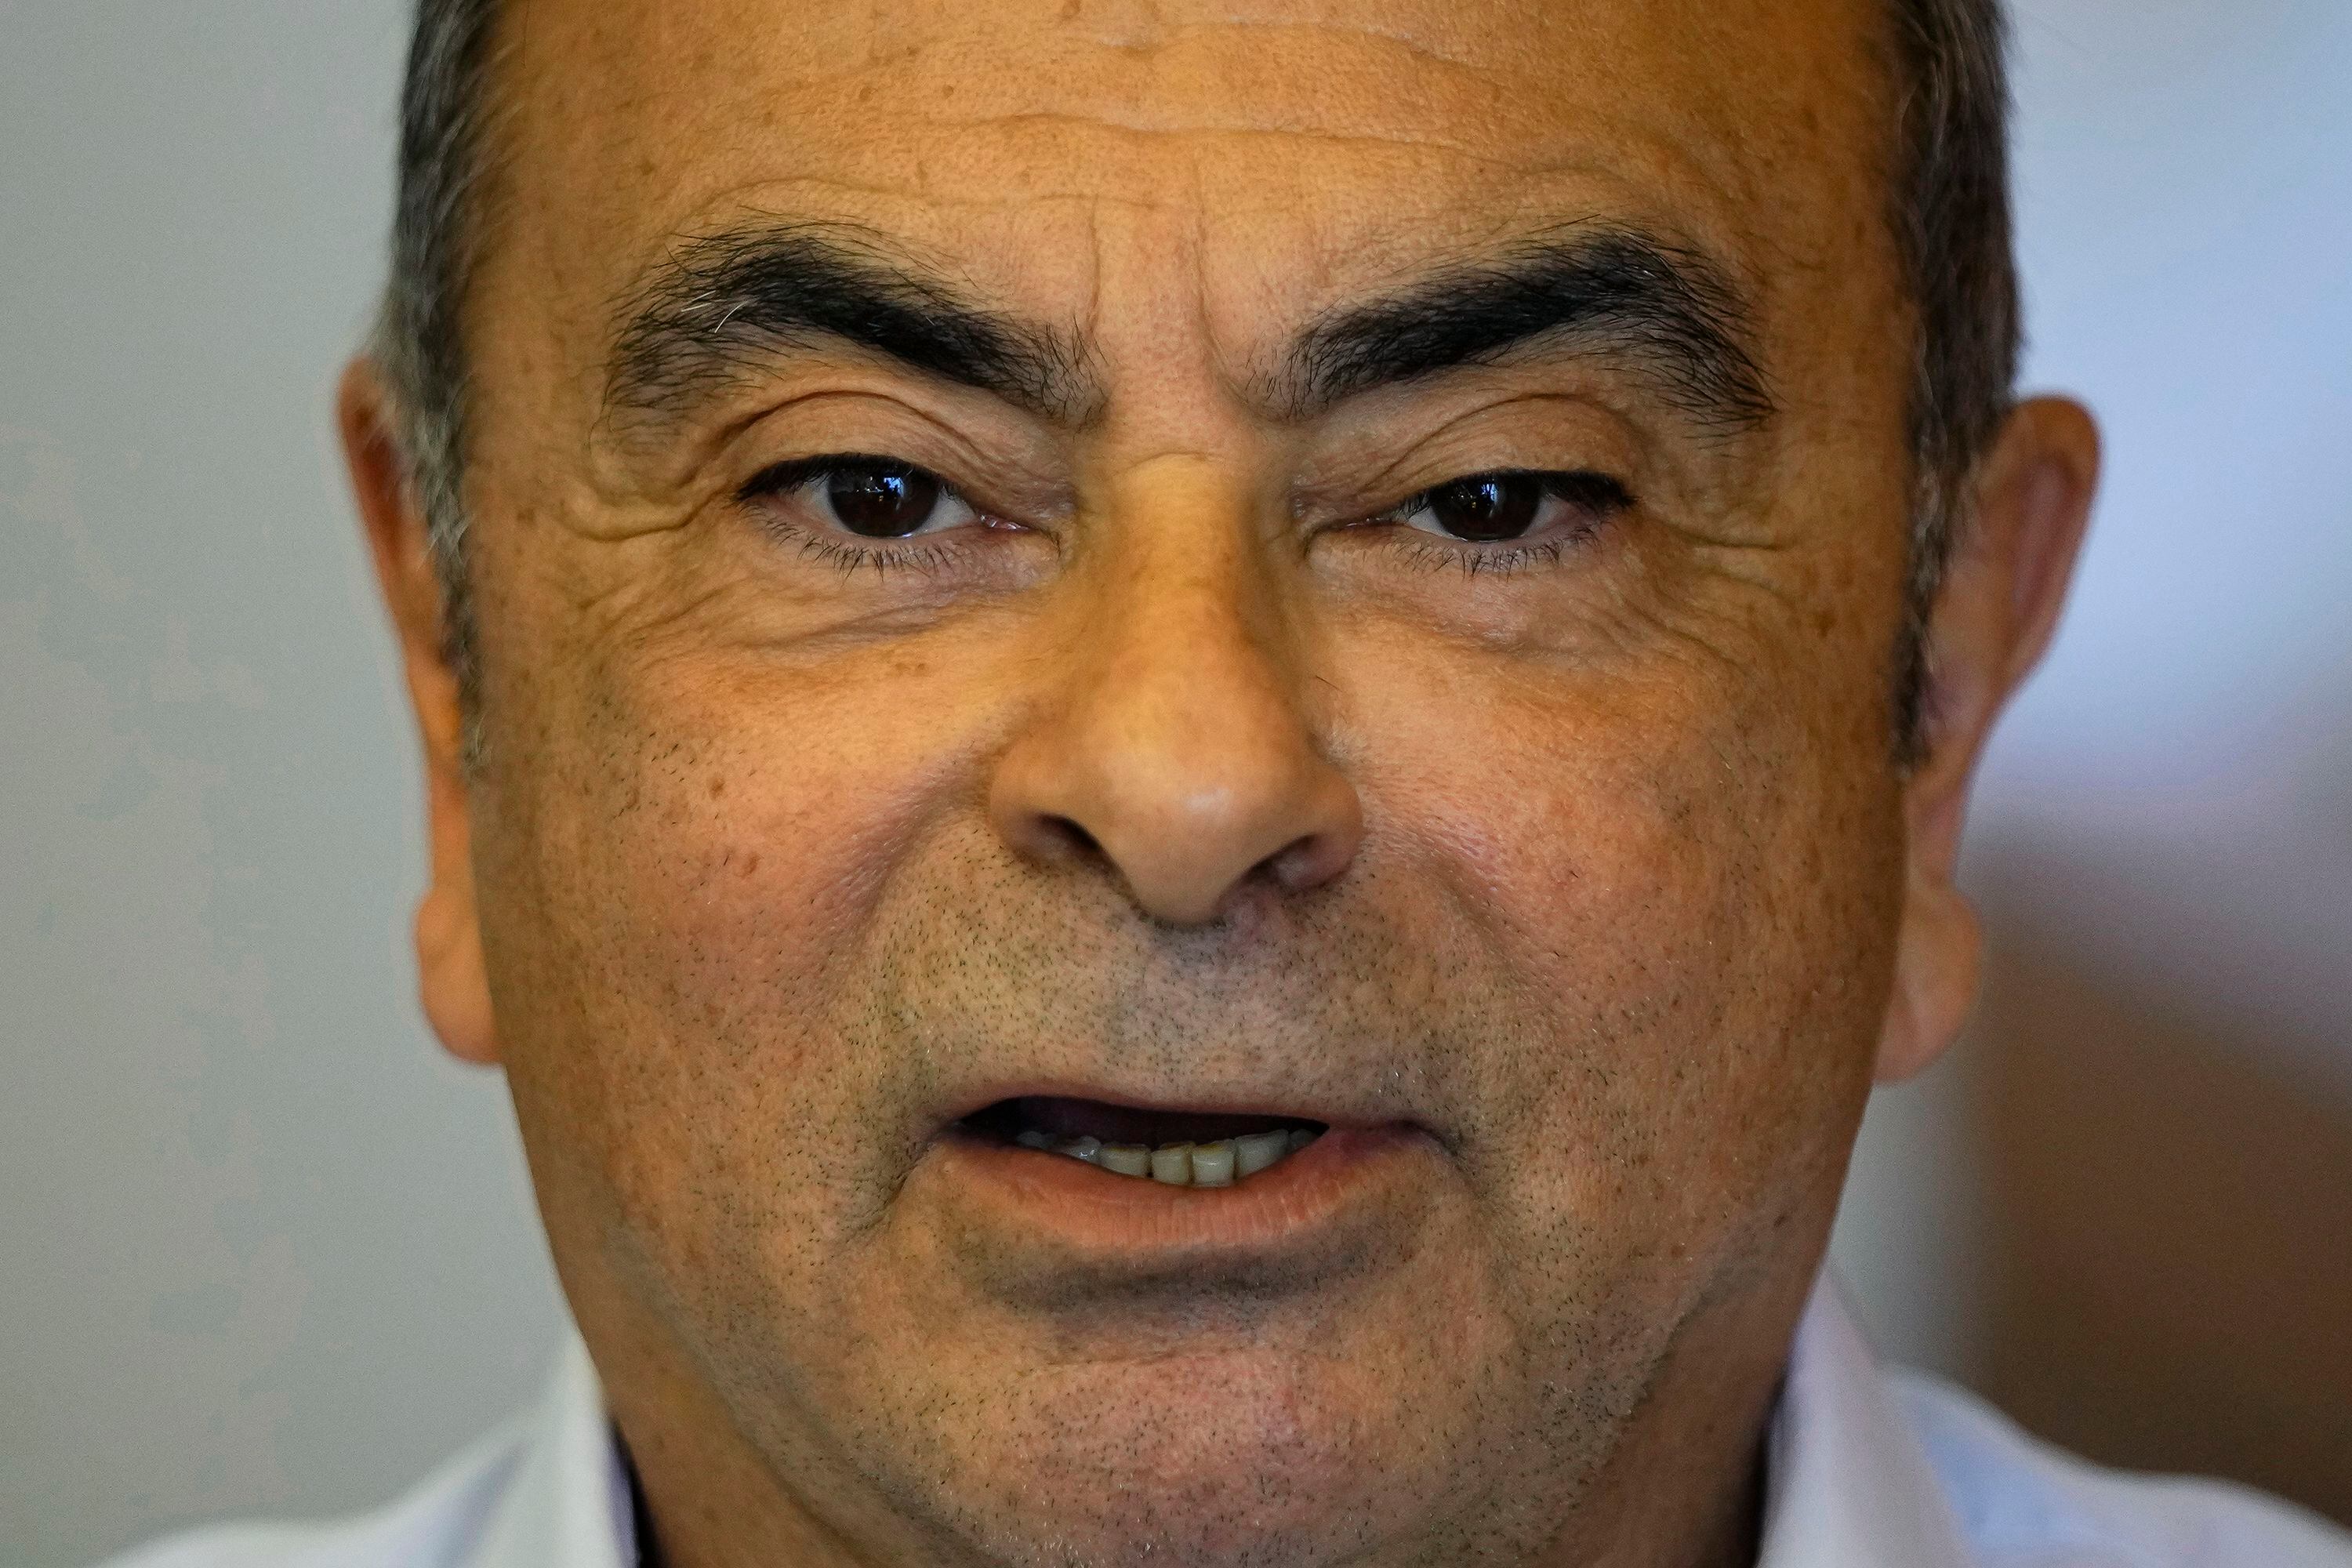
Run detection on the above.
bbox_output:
[1876,396,2099,1082]
[339,359,502,1067]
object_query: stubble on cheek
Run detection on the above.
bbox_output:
[1388,590,1901,1309]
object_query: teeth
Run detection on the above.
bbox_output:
[1233,1129,1288,1177]
[1011,1124,1325,1185]
[1098,1143,1152,1177]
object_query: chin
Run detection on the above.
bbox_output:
[858,1352,1453,1568]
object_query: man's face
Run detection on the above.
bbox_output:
[432,0,1924,1560]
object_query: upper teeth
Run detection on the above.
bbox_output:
[1012,1126,1319,1185]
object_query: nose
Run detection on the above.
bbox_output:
[987,470,1363,927]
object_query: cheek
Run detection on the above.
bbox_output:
[477,644,983,1267]
[1366,633,1901,1246]
[532,691,909,1026]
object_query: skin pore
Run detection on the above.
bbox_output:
[340,1,2098,1565]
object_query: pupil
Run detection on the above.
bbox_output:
[1431,474,1541,542]
[827,464,940,538]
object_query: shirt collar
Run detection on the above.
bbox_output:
[483,1274,1969,1568]
[460,1334,634,1568]
[1756,1276,1976,1568]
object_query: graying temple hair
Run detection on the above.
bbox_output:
[370,0,2018,761]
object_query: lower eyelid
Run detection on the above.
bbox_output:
[1381,533,1574,575]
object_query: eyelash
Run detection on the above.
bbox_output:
[735,458,1631,579]
[736,455,984,577]
[1373,470,1632,577]
[1381,533,1578,576]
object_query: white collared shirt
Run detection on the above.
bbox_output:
[102,1279,2350,1568]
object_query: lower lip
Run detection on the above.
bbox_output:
[926,1123,1432,1258]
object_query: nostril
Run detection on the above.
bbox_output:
[1037,814,1103,864]
[1262,826,1352,896]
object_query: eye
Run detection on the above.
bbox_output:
[742,456,980,540]
[1397,470,1632,544]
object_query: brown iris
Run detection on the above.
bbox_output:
[1424,474,1544,542]
[827,463,942,537]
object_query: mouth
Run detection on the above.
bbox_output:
[959,1096,1328,1187]
[918,1087,1441,1271]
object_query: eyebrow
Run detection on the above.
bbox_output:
[1273,225,1775,434]
[600,220,1773,449]
[602,223,1095,442]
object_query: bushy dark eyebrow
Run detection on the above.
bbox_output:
[601,223,1095,443]
[1272,225,1776,434]
[600,220,1771,452]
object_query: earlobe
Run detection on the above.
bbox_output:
[1877,869,1982,1083]
[417,860,500,1066]
[412,716,503,1065]
[338,358,502,1067]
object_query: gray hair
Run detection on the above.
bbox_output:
[371,0,504,704]
[371,0,2017,761]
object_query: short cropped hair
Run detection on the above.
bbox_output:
[372,0,2018,762]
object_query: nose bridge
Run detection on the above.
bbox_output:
[989,460,1363,927]
[1093,463,1291,746]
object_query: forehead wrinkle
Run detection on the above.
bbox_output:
[1049,185,1248,445]
[902,111,1529,170]
[1042,10,1502,71]
[848,21,1527,151]
[509,0,1875,278]
[761,11,1540,128]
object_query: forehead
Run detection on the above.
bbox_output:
[491,0,1896,342]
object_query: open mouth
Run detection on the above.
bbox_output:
[960,1095,1328,1188]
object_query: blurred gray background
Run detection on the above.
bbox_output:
[3,2,2347,1563]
